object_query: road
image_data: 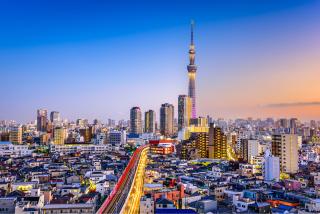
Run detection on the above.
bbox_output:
[121,146,148,213]
[96,145,149,214]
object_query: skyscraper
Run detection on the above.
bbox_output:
[145,110,156,133]
[37,109,47,132]
[272,134,299,173]
[178,95,191,131]
[50,111,61,124]
[187,21,197,119]
[239,139,259,162]
[160,103,174,137]
[130,107,142,135]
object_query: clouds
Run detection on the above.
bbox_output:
[263,102,320,108]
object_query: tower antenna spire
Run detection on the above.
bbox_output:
[191,20,194,45]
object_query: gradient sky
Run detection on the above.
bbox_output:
[1,0,320,123]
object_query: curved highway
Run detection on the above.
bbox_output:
[96,145,149,214]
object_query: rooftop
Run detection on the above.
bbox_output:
[43,203,94,209]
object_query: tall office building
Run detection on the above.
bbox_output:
[178,95,191,131]
[130,107,142,135]
[264,149,280,182]
[272,134,299,173]
[208,124,227,159]
[160,103,174,137]
[53,127,66,145]
[9,125,22,144]
[37,109,48,132]
[145,110,156,133]
[187,21,197,119]
[50,111,61,124]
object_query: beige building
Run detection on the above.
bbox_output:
[9,125,22,144]
[272,134,299,173]
[160,103,174,137]
[130,107,142,135]
[41,203,94,214]
[140,195,154,214]
[145,110,156,133]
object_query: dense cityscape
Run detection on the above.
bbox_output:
[1,19,320,214]
[2,0,320,213]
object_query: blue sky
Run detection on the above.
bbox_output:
[1,0,320,122]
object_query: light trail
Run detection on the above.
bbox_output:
[96,145,149,214]
[122,147,148,214]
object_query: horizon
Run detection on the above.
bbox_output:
[1,0,320,122]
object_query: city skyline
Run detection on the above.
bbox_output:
[1,0,320,122]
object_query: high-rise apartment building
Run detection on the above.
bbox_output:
[239,139,259,163]
[195,132,209,158]
[160,103,174,137]
[37,109,47,132]
[9,125,22,144]
[53,127,66,145]
[144,110,156,133]
[272,134,299,173]
[178,95,191,131]
[208,124,227,159]
[50,111,61,124]
[130,107,142,135]
[187,21,197,119]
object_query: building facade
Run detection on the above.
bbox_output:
[50,111,61,124]
[264,149,280,181]
[178,95,192,131]
[208,124,227,159]
[145,110,156,133]
[160,103,174,137]
[130,107,142,135]
[53,127,66,145]
[37,109,47,132]
[9,125,22,144]
[272,134,299,173]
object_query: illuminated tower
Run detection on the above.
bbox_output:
[187,20,197,119]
